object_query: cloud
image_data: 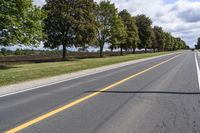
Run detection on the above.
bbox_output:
[34,0,200,47]
[33,0,45,7]
[172,0,200,23]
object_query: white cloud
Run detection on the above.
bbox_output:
[33,0,45,7]
[34,0,200,47]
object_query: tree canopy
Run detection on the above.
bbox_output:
[95,1,118,57]
[110,15,127,55]
[136,15,153,52]
[0,0,189,58]
[153,26,165,51]
[0,0,43,46]
[43,0,97,59]
[195,37,200,49]
[118,10,139,54]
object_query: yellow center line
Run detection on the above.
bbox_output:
[6,54,181,133]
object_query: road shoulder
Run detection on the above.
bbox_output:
[0,52,181,97]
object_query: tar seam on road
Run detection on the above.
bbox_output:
[195,51,200,91]
[5,54,181,133]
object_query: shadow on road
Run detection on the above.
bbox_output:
[85,90,200,95]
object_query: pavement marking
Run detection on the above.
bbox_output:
[5,54,181,133]
[195,51,200,90]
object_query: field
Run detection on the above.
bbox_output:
[0,51,173,86]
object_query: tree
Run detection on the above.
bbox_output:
[173,38,179,50]
[153,26,165,52]
[110,16,127,55]
[195,37,200,49]
[151,28,157,52]
[95,1,117,57]
[176,37,182,49]
[119,10,139,54]
[171,37,175,51]
[43,0,97,60]
[173,37,187,50]
[0,0,43,46]
[179,39,187,49]
[136,15,153,52]
[164,32,173,51]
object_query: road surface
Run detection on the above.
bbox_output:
[1,51,200,133]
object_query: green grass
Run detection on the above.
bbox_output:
[0,52,173,86]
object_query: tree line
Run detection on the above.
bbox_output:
[195,37,200,49]
[0,0,189,60]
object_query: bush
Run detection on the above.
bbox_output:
[0,48,62,56]
[0,48,7,55]
[0,48,14,56]
[15,49,23,55]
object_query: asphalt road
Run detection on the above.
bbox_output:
[1,51,200,133]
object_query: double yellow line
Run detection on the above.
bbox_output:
[6,54,180,133]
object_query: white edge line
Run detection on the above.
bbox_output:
[195,51,200,91]
[0,52,181,98]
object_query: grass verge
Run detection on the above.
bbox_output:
[0,51,174,86]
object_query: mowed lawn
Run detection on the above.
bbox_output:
[0,52,173,86]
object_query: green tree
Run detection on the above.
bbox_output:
[43,0,97,60]
[171,37,175,51]
[151,28,157,52]
[195,37,200,49]
[176,37,182,49]
[173,38,179,50]
[0,0,43,46]
[174,37,187,50]
[179,39,187,49]
[153,26,165,52]
[136,15,153,52]
[110,16,127,56]
[164,32,173,51]
[119,10,139,54]
[95,1,117,57]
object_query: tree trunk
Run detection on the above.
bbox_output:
[62,44,66,60]
[132,48,136,54]
[153,48,156,53]
[120,46,123,56]
[145,48,147,53]
[100,45,103,57]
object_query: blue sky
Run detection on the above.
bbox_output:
[34,0,200,48]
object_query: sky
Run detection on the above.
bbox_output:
[34,0,200,48]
